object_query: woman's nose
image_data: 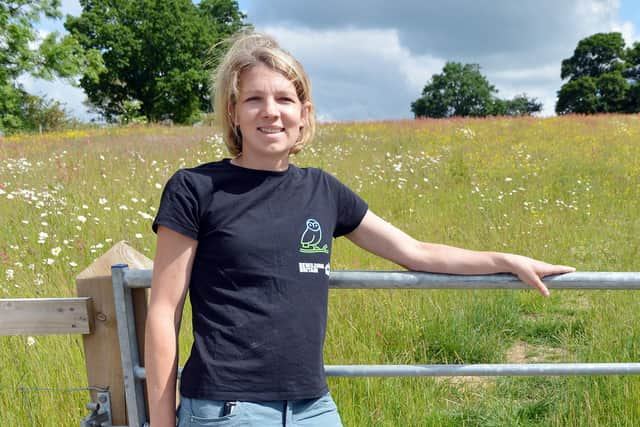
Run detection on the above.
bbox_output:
[261,97,279,118]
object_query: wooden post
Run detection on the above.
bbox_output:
[76,241,152,426]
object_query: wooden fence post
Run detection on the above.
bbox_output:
[76,241,152,426]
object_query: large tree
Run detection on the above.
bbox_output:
[493,94,543,116]
[625,41,640,113]
[65,0,247,124]
[556,32,639,114]
[411,62,496,118]
[0,0,102,133]
[411,62,541,118]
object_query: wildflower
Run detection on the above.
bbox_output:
[26,336,36,346]
[77,215,87,223]
[98,197,108,205]
[138,211,153,220]
[155,183,162,189]
[38,232,49,240]
[51,247,61,257]
[46,258,55,265]
[505,177,513,182]
[69,262,78,267]
[5,269,14,280]
[135,233,143,239]
[119,205,129,210]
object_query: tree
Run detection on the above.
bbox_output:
[556,32,637,114]
[411,62,542,118]
[492,94,543,116]
[625,42,640,113]
[560,32,626,81]
[411,62,497,118]
[65,0,247,124]
[556,77,599,114]
[0,0,103,133]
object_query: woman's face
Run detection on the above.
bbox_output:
[233,63,309,161]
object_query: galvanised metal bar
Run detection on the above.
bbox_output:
[329,271,640,289]
[324,363,640,376]
[123,269,640,290]
[132,362,640,379]
[112,264,148,427]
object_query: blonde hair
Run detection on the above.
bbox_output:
[212,32,316,157]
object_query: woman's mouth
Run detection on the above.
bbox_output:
[258,127,284,134]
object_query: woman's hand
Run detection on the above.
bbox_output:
[500,253,575,297]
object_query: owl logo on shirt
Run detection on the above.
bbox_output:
[299,218,328,254]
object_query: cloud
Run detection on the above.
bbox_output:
[263,27,444,120]
[60,0,82,16]
[250,1,619,62]
[246,0,633,118]
[17,75,97,122]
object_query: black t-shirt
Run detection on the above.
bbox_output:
[152,159,368,401]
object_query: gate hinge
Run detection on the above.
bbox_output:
[80,391,113,427]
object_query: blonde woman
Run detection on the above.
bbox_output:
[145,32,574,427]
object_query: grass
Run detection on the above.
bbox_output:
[1,115,639,426]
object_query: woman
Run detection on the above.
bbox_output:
[145,32,574,427]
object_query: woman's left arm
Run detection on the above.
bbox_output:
[345,210,575,297]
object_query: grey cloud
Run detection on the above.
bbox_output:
[248,1,624,119]
[247,0,616,66]
[263,27,441,121]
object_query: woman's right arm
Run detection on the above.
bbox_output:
[145,226,198,427]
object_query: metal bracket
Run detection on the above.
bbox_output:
[80,391,113,427]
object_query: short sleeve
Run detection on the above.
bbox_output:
[328,173,369,237]
[152,170,201,240]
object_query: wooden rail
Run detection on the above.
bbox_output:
[0,297,93,335]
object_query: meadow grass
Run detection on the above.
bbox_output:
[1,115,639,426]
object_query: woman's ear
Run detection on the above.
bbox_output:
[228,102,237,126]
[301,101,312,124]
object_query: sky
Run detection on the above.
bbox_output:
[24,0,640,122]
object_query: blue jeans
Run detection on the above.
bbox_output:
[177,392,344,426]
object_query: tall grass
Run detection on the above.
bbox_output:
[1,116,639,426]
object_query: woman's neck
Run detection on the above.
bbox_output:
[230,153,289,172]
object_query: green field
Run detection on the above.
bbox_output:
[1,115,639,426]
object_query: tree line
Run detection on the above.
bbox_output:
[1,1,640,134]
[1,0,246,134]
[412,32,640,118]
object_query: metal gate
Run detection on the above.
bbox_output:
[111,265,640,427]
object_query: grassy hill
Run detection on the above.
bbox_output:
[1,115,639,426]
